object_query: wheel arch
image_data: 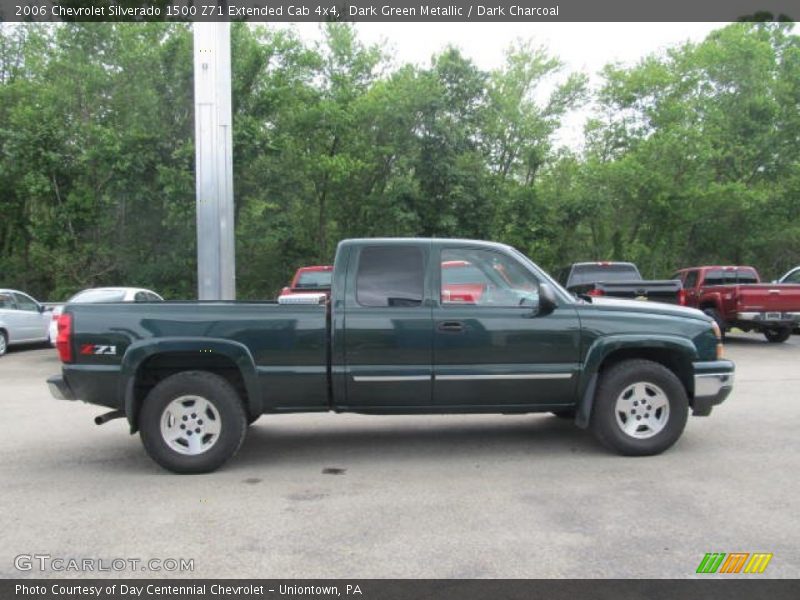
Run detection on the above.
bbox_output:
[575,335,697,428]
[120,338,262,433]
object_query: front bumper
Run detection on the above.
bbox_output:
[692,360,735,416]
[47,375,76,401]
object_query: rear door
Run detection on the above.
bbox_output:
[432,245,581,408]
[341,243,434,408]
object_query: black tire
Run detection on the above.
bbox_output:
[551,409,576,420]
[590,359,688,456]
[702,308,726,340]
[139,371,248,474]
[763,327,791,344]
[0,329,7,357]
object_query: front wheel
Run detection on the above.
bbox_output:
[763,327,791,344]
[590,359,688,456]
[139,371,248,474]
[0,330,7,357]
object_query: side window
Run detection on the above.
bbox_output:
[356,246,424,308]
[134,292,150,302]
[0,293,16,309]
[147,292,163,302]
[785,269,800,284]
[441,248,539,308]
[13,293,38,312]
[683,271,698,289]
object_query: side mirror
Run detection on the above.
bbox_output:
[522,284,557,317]
[539,283,558,314]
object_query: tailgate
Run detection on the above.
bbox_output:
[735,284,800,312]
[597,280,683,303]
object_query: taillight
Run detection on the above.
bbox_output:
[56,313,73,363]
[678,289,687,306]
[587,289,604,297]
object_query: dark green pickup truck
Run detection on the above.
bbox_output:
[48,238,734,473]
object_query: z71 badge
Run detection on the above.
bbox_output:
[80,344,117,356]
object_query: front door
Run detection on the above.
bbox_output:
[12,292,46,342]
[433,246,580,408]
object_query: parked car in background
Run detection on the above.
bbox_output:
[0,289,52,356]
[776,267,800,333]
[777,266,800,285]
[48,287,163,344]
[279,266,333,298]
[673,266,800,343]
[556,262,685,305]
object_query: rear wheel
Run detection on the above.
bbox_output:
[139,371,248,474]
[590,359,688,456]
[763,327,791,344]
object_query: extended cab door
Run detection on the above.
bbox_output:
[339,243,434,409]
[433,245,580,408]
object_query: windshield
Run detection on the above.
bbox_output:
[69,289,127,303]
[295,271,332,289]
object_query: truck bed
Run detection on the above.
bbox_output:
[64,301,329,412]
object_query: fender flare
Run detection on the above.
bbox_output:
[574,334,698,428]
[119,337,262,432]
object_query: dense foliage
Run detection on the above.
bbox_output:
[0,22,798,300]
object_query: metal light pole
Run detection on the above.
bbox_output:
[193,21,236,300]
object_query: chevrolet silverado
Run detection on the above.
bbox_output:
[48,239,734,473]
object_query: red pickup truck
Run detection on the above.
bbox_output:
[279,265,333,298]
[672,266,800,343]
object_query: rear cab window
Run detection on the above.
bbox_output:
[295,270,332,289]
[355,246,425,308]
[567,263,641,287]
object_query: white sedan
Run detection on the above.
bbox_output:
[48,287,164,345]
[0,289,52,356]
[777,266,800,284]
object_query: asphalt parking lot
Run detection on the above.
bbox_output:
[1,334,798,579]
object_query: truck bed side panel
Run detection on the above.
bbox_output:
[67,302,328,413]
